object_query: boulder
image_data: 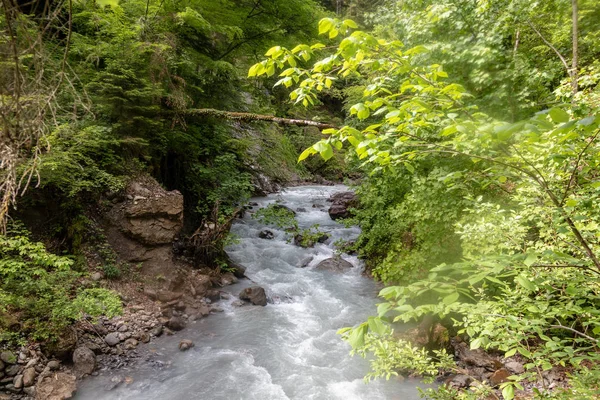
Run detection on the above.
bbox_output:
[239,286,268,306]
[42,328,77,360]
[258,230,274,240]
[193,274,213,296]
[104,332,121,347]
[489,368,511,386]
[13,374,23,389]
[505,361,524,374]
[35,372,76,400]
[327,191,358,220]
[157,290,183,303]
[179,340,194,351]
[22,367,37,387]
[0,351,16,364]
[315,257,353,272]
[166,316,186,331]
[452,338,503,371]
[105,180,184,246]
[5,364,21,377]
[72,347,96,377]
[220,272,238,286]
[46,361,60,371]
[298,256,313,268]
[90,272,103,281]
[228,262,246,279]
[445,374,472,389]
[123,339,138,350]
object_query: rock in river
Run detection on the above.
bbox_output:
[315,257,353,272]
[239,286,268,306]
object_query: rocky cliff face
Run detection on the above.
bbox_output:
[106,178,183,246]
[103,177,184,280]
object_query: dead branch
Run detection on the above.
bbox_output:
[184,108,338,130]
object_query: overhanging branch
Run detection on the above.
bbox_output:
[183,108,338,130]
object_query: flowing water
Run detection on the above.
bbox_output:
[76,185,424,400]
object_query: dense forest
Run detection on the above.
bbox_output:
[2,0,600,399]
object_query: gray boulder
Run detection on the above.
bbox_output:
[315,257,353,272]
[72,347,96,377]
[239,286,268,306]
[104,332,121,347]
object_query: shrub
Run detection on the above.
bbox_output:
[0,224,122,344]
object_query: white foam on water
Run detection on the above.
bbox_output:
[75,185,425,400]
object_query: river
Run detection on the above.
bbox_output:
[75,185,423,400]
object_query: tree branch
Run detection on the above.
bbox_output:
[550,324,598,344]
[183,108,338,130]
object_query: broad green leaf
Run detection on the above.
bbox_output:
[318,18,334,35]
[367,317,388,335]
[343,19,358,29]
[516,275,535,291]
[549,107,570,123]
[442,292,459,305]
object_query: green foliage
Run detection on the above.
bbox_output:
[252,11,600,398]
[0,224,122,343]
[253,204,298,230]
[252,204,328,247]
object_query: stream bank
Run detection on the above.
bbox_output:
[70,185,425,399]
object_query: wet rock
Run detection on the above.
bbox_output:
[205,289,221,302]
[296,207,307,212]
[258,230,274,240]
[150,325,163,337]
[0,351,16,364]
[179,340,194,351]
[232,300,245,307]
[327,191,357,220]
[220,272,238,286]
[72,346,96,376]
[0,360,4,371]
[123,339,138,350]
[229,262,246,279]
[35,372,76,400]
[166,316,186,331]
[298,256,313,268]
[104,332,121,347]
[505,361,524,374]
[315,257,353,272]
[239,286,268,306]
[489,368,511,386]
[22,367,36,387]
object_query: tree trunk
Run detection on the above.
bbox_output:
[184,108,338,130]
[571,0,579,96]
